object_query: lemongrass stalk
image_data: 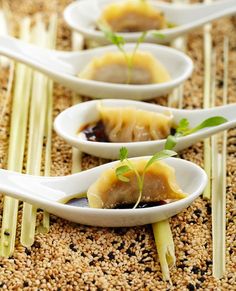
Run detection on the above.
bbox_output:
[152,0,188,280]
[213,131,227,279]
[202,0,212,199]
[20,16,48,247]
[71,31,84,173]
[152,220,175,282]
[168,0,188,109]
[222,38,229,106]
[212,37,228,279]
[0,18,32,257]
[71,94,82,173]
[0,61,14,125]
[212,133,227,279]
[211,134,226,278]
[38,14,58,233]
[0,8,9,67]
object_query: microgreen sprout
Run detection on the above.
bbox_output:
[99,22,147,84]
[164,116,228,150]
[115,147,177,208]
[115,115,227,208]
[152,31,165,39]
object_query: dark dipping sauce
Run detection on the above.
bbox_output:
[82,121,109,142]
[65,197,167,209]
[80,120,177,143]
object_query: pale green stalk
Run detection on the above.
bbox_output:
[212,37,228,279]
[0,18,32,257]
[203,0,212,199]
[20,16,48,247]
[168,0,188,108]
[152,220,175,282]
[71,31,84,173]
[0,7,9,67]
[0,61,14,126]
[152,0,188,280]
[212,136,226,279]
[37,14,58,233]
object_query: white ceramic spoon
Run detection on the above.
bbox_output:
[0,157,207,227]
[0,35,193,100]
[64,0,236,44]
[54,99,236,159]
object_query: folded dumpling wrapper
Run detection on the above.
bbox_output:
[98,105,173,142]
[79,51,170,85]
[87,159,187,209]
[98,0,167,32]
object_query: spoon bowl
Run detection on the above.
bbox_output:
[0,157,207,227]
[54,99,236,159]
[64,0,236,44]
[0,36,193,100]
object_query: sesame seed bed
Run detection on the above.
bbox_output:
[0,0,236,290]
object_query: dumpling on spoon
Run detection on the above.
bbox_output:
[97,0,168,32]
[80,105,173,143]
[87,159,187,209]
[99,105,173,142]
[79,51,171,85]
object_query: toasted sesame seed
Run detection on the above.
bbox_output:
[0,1,235,290]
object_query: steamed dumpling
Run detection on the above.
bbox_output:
[79,51,171,85]
[98,105,173,142]
[98,0,167,32]
[87,159,187,209]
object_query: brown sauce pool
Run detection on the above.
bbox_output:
[79,120,177,143]
[65,197,167,209]
[80,120,109,142]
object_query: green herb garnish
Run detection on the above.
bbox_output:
[152,32,165,39]
[165,116,228,150]
[115,147,177,208]
[99,23,147,84]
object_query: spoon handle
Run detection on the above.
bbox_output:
[0,162,117,204]
[0,35,75,75]
[158,0,236,15]
[0,169,66,204]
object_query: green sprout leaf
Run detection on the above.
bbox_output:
[176,118,190,134]
[107,32,125,51]
[115,114,227,208]
[167,22,176,28]
[100,26,147,84]
[137,31,147,45]
[164,135,177,150]
[116,147,177,208]
[165,116,228,151]
[99,23,125,53]
[152,32,165,39]
[184,116,227,136]
[119,147,128,161]
[144,150,177,171]
[116,165,131,183]
[132,31,147,57]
